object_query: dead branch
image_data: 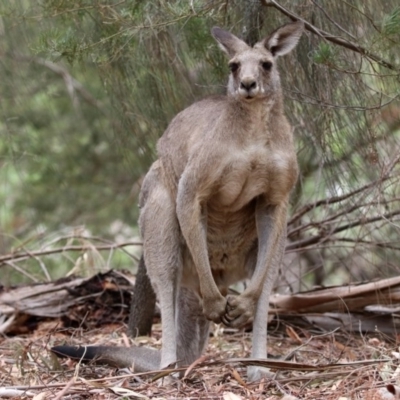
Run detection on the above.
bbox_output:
[271,275,400,312]
[3,269,400,337]
[287,207,400,251]
[0,241,142,267]
[335,238,400,251]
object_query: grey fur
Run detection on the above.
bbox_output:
[51,21,304,381]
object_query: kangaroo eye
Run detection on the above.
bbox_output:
[229,62,239,73]
[262,61,272,71]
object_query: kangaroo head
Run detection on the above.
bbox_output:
[212,21,304,102]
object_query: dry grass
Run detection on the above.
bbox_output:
[0,318,399,399]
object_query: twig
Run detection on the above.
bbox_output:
[286,88,400,111]
[0,241,142,266]
[287,208,400,251]
[53,377,76,400]
[334,238,400,251]
[4,260,39,282]
[44,234,140,262]
[289,153,400,225]
[310,0,356,40]
[205,357,388,371]
[288,197,400,239]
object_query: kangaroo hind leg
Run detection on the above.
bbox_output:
[248,229,286,381]
[140,172,182,370]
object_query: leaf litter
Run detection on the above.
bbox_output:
[2,271,400,398]
[1,316,400,399]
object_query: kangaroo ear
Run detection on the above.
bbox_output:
[260,20,304,57]
[211,27,249,58]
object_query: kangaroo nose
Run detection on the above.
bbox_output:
[240,80,257,91]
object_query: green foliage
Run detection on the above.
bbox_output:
[312,42,336,65]
[0,1,400,286]
[382,6,400,38]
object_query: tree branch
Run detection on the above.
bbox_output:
[5,52,104,110]
[289,153,400,225]
[287,208,400,251]
[261,0,399,71]
[288,197,400,239]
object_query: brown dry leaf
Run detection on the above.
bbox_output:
[121,332,130,347]
[79,377,111,389]
[286,326,302,344]
[103,281,118,290]
[230,368,247,387]
[184,354,209,378]
[334,339,356,360]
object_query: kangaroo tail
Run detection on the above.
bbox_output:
[51,345,160,372]
[128,254,156,337]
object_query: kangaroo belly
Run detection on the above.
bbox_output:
[181,204,257,294]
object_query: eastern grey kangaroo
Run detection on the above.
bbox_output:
[52,20,303,381]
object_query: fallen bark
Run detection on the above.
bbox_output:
[270,276,400,312]
[2,271,400,335]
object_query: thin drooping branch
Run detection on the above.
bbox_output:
[288,197,400,239]
[261,0,399,71]
[4,52,104,109]
[287,208,400,251]
[289,153,400,225]
[286,88,400,111]
[4,198,400,267]
[335,238,400,251]
[310,0,356,40]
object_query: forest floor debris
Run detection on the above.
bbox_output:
[1,271,400,398]
[0,318,399,399]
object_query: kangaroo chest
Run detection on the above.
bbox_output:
[210,144,294,212]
